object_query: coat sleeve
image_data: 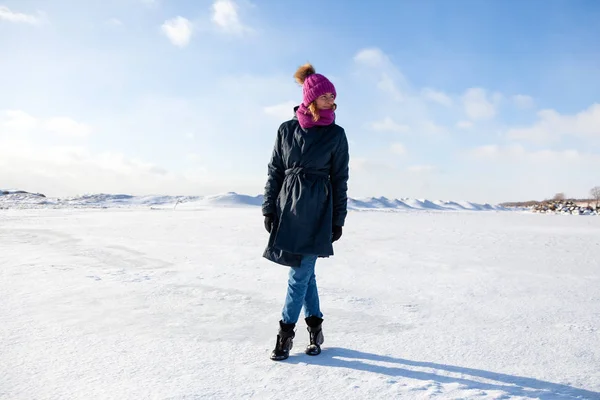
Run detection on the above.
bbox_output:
[330,129,349,227]
[262,126,285,216]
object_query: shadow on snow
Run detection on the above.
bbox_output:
[285,347,599,399]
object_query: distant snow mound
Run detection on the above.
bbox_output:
[65,194,135,205]
[404,198,448,210]
[62,194,200,207]
[170,192,263,210]
[0,190,197,209]
[203,192,263,206]
[0,189,46,197]
[0,190,49,208]
[433,200,469,210]
[349,196,412,209]
[455,201,509,211]
[348,197,506,212]
[145,192,263,210]
[0,189,509,212]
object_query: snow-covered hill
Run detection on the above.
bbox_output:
[347,196,509,211]
[0,190,509,211]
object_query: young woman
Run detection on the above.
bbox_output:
[262,63,349,361]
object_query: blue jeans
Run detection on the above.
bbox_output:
[281,255,324,324]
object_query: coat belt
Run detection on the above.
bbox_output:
[285,167,329,178]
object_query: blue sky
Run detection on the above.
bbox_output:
[1,0,599,203]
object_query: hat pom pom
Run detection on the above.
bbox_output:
[294,63,316,85]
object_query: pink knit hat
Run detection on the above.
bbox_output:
[294,63,337,106]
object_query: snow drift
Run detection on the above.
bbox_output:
[0,190,509,211]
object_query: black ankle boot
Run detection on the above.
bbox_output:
[304,316,324,356]
[270,320,295,361]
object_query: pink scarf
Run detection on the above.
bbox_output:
[296,103,335,129]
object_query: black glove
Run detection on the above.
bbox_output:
[332,225,342,242]
[264,214,275,233]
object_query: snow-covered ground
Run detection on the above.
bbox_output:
[1,207,599,399]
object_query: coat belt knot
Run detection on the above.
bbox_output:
[285,167,329,178]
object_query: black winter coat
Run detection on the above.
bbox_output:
[262,107,349,267]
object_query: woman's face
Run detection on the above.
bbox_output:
[315,93,335,110]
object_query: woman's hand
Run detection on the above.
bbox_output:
[332,225,342,242]
[264,214,275,233]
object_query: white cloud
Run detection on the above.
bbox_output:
[456,120,473,129]
[463,144,600,201]
[377,73,403,101]
[390,142,407,156]
[0,110,38,131]
[45,117,92,137]
[513,94,534,109]
[368,117,409,133]
[0,138,219,197]
[468,144,596,163]
[0,5,41,24]
[349,157,368,173]
[422,88,453,107]
[94,152,167,175]
[161,17,193,48]
[407,165,435,173]
[0,142,160,176]
[469,144,509,159]
[186,153,202,162]
[347,157,397,176]
[353,48,389,68]
[420,120,448,136]
[353,48,405,101]
[106,18,123,26]
[506,104,600,144]
[211,0,249,35]
[263,101,296,120]
[1,110,91,138]
[462,88,497,120]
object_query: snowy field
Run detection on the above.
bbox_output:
[1,207,599,400]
